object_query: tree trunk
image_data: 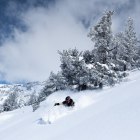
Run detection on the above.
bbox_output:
[99,83,103,88]
[124,65,126,71]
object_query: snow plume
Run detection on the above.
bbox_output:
[40,90,104,123]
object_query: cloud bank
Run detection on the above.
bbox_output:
[0,0,140,84]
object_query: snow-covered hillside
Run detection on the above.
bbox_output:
[0,81,46,105]
[0,70,140,140]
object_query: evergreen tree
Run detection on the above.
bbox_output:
[88,9,114,64]
[28,90,36,105]
[124,17,139,69]
[58,48,117,89]
[136,46,140,67]
[0,105,3,113]
[114,18,139,70]
[114,31,129,71]
[83,50,96,64]
[41,71,66,97]
[3,90,18,111]
[58,48,90,90]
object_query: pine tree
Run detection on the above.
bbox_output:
[58,48,116,89]
[3,90,18,111]
[58,48,82,89]
[0,105,3,113]
[58,48,93,90]
[114,31,129,71]
[124,17,138,69]
[28,90,36,105]
[136,46,140,67]
[88,9,114,64]
[83,50,96,64]
[49,71,66,90]
[114,18,139,70]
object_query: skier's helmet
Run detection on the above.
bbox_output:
[65,96,70,101]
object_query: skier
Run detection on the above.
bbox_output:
[54,96,75,107]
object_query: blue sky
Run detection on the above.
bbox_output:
[0,0,140,84]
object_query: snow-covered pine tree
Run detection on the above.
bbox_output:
[28,90,40,112]
[0,105,3,113]
[124,17,139,69]
[136,46,140,67]
[114,31,129,71]
[58,48,88,90]
[58,48,112,89]
[87,9,114,64]
[87,9,123,86]
[85,63,107,88]
[49,71,66,91]
[114,18,139,70]
[3,90,18,111]
[28,90,36,105]
[40,71,66,99]
[83,50,96,64]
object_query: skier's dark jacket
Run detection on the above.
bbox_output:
[56,99,75,107]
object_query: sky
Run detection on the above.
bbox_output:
[0,0,140,84]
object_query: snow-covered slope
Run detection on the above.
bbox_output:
[0,70,140,140]
[0,81,46,105]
